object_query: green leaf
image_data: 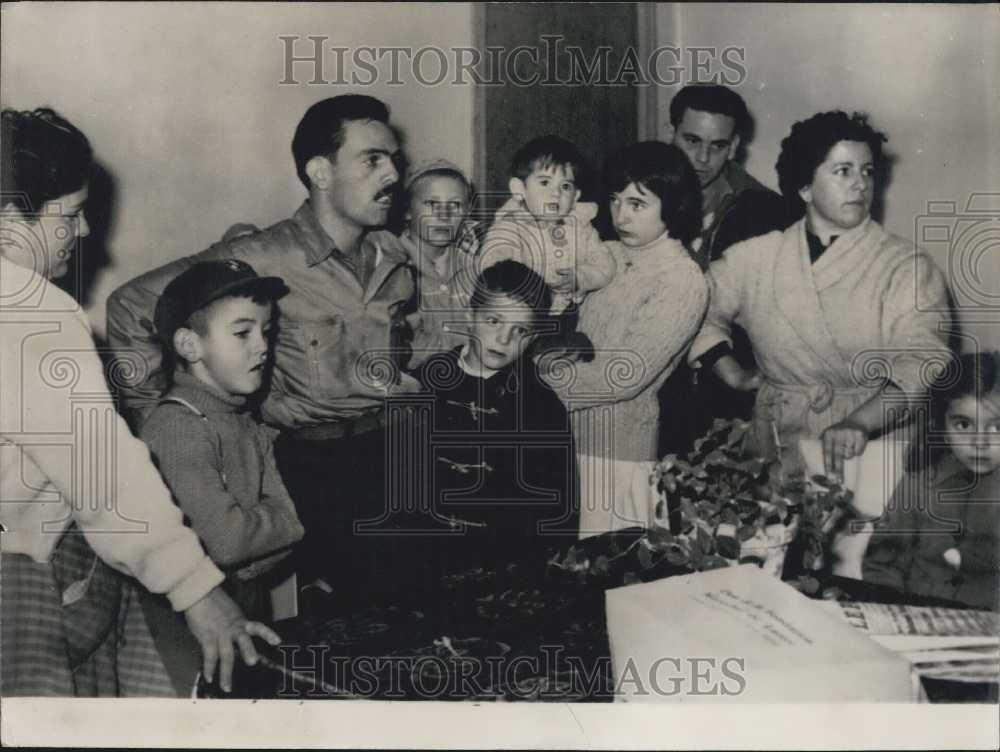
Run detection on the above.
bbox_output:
[717,536,740,560]
[721,507,740,526]
[593,555,610,576]
[688,542,704,565]
[647,527,674,548]
[696,525,715,554]
[700,554,731,571]
[637,543,653,570]
[665,543,689,566]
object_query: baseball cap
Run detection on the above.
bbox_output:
[154,260,289,342]
[404,157,470,192]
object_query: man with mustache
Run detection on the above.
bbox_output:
[107,95,421,608]
[658,85,792,455]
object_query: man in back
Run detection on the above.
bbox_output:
[659,84,792,454]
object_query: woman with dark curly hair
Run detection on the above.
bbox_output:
[543,142,708,538]
[688,111,953,480]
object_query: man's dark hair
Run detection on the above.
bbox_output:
[604,141,703,254]
[1,107,92,214]
[470,260,553,323]
[669,85,750,141]
[775,110,888,217]
[291,95,390,188]
[509,135,587,188]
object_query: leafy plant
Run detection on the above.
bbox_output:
[548,419,857,583]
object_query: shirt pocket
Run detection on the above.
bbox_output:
[273,319,344,400]
[307,318,357,399]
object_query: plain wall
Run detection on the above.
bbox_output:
[2,2,475,338]
[654,2,1000,351]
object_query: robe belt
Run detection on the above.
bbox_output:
[758,380,877,424]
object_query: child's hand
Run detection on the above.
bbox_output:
[819,420,869,482]
[714,356,763,393]
[552,268,578,293]
[405,312,424,333]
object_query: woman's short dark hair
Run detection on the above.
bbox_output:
[291,95,390,188]
[603,141,703,251]
[1,107,92,215]
[775,111,888,218]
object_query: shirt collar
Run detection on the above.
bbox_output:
[458,344,501,379]
[293,200,341,267]
[402,228,461,282]
[702,167,734,216]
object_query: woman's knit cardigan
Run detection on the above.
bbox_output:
[545,232,709,462]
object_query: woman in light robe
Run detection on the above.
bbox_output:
[688,111,953,480]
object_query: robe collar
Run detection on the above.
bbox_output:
[772,218,876,380]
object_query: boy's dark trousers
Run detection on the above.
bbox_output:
[274,411,436,611]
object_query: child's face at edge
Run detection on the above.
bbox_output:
[510,163,580,222]
[466,294,538,372]
[181,296,275,398]
[406,175,469,250]
[943,394,1000,475]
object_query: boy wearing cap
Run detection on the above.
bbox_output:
[400,158,481,367]
[141,260,304,620]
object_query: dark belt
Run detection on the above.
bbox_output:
[288,410,387,441]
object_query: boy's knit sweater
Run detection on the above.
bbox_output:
[140,371,304,578]
[480,199,616,313]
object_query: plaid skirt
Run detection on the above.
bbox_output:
[1,526,175,697]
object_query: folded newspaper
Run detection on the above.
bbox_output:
[817,601,1000,684]
[605,565,918,701]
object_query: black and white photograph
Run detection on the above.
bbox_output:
[1,2,998,748]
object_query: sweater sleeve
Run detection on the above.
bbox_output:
[255,425,306,547]
[956,531,1000,573]
[552,258,708,410]
[955,474,1000,573]
[141,407,302,568]
[688,242,749,365]
[575,224,617,293]
[16,311,224,612]
[479,214,530,272]
[881,252,953,394]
